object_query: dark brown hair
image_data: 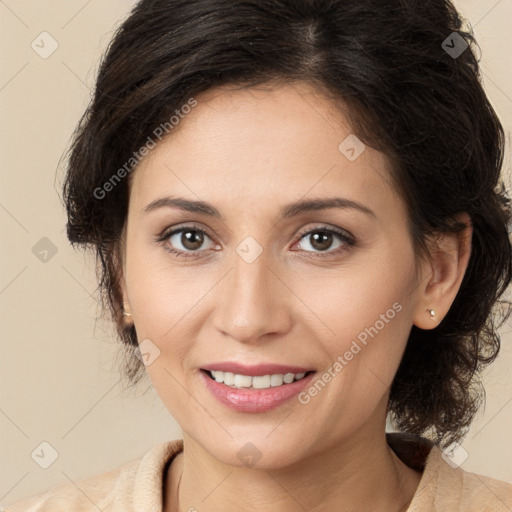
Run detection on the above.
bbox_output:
[62,0,512,449]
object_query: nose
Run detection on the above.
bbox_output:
[212,249,293,344]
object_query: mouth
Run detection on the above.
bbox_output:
[201,369,316,390]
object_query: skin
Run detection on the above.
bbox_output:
[119,81,472,512]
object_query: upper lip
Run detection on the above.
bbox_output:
[201,362,315,376]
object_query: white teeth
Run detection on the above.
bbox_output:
[283,373,295,384]
[252,375,271,389]
[223,372,235,386]
[234,374,252,388]
[270,374,283,387]
[208,370,309,389]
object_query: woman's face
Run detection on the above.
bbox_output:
[121,82,427,468]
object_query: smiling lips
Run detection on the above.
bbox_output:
[200,362,317,411]
[201,362,315,389]
[200,371,316,412]
[206,369,310,389]
[202,362,315,375]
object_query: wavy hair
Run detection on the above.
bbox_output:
[62,0,512,449]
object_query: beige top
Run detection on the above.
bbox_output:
[5,434,512,511]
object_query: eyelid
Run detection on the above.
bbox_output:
[156,222,356,259]
[156,223,218,257]
[295,224,355,245]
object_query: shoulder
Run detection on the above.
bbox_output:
[409,444,512,512]
[3,440,183,512]
[386,433,512,512]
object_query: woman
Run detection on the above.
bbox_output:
[6,0,512,511]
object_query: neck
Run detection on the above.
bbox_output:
[166,426,422,512]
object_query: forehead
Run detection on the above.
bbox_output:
[129,82,400,219]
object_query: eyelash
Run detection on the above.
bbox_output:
[156,224,356,260]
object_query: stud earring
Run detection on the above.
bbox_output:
[426,308,436,321]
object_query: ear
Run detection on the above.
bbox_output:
[114,230,132,320]
[413,213,472,329]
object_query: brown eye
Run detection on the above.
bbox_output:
[178,230,206,251]
[308,232,335,251]
[159,226,218,258]
[295,227,354,256]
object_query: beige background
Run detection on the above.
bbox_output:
[1,0,511,506]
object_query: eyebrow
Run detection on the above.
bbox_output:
[144,196,376,219]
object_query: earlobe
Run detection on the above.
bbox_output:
[414,304,440,330]
[122,301,133,319]
[425,308,436,322]
[114,238,133,323]
[119,273,133,322]
[413,213,472,330]
[120,281,133,323]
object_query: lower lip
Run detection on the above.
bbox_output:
[199,370,316,412]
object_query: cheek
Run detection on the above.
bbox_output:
[292,245,416,392]
[293,241,415,338]
[124,229,197,331]
[125,222,417,370]
[123,241,225,411]
[127,269,207,375]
